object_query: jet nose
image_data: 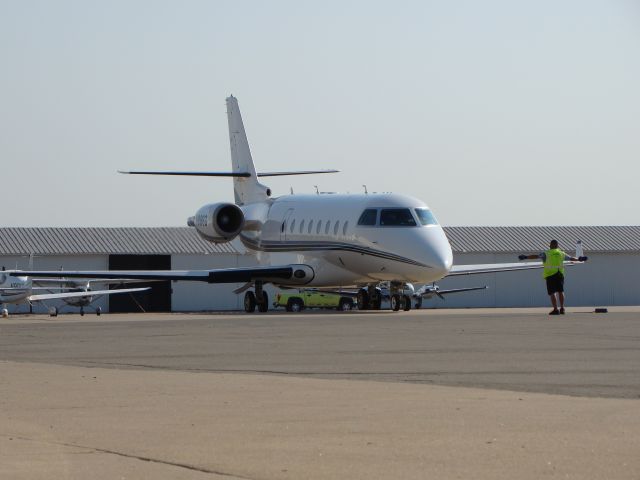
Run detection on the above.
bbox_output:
[433,241,453,274]
[418,226,453,278]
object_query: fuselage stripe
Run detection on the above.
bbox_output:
[238,235,428,268]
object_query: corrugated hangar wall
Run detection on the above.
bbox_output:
[2,227,640,312]
[171,253,277,311]
[433,253,640,308]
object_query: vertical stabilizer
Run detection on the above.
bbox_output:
[226,96,270,205]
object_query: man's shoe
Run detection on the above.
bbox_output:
[559,308,565,314]
[549,309,560,315]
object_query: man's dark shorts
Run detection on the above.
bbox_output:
[546,272,564,295]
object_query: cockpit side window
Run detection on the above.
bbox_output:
[380,208,417,227]
[357,209,377,226]
[415,208,438,226]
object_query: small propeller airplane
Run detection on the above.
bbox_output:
[0,269,150,317]
[412,284,488,309]
[14,96,586,312]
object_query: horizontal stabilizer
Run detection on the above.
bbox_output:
[119,170,251,177]
[118,169,338,178]
[257,170,339,177]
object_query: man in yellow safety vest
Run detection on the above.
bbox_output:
[518,240,587,315]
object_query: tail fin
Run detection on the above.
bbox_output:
[575,240,584,258]
[226,96,270,205]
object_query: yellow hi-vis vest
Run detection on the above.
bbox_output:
[543,248,566,278]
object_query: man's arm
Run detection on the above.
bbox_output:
[517,252,588,262]
[518,253,544,261]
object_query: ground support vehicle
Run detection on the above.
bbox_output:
[274,290,355,312]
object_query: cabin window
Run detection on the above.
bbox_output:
[316,220,322,234]
[308,220,314,234]
[290,219,296,233]
[325,220,330,235]
[380,208,417,227]
[299,219,305,234]
[333,220,339,235]
[342,221,349,236]
[357,209,377,226]
[415,208,438,226]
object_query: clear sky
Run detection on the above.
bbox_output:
[1,0,638,227]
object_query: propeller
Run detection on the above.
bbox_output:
[432,283,445,300]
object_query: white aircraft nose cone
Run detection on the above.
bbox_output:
[420,227,453,278]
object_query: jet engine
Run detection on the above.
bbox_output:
[188,203,245,243]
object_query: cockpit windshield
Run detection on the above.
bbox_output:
[415,208,438,226]
[380,209,417,227]
[357,209,377,226]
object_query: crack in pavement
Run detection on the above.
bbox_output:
[70,361,639,378]
[1,434,254,479]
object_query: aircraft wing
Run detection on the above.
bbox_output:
[13,264,315,285]
[32,278,160,287]
[421,286,488,296]
[447,261,582,277]
[28,287,150,302]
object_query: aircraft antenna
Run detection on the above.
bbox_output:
[363,185,368,194]
[314,185,319,195]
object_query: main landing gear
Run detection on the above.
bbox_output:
[357,286,383,311]
[244,281,269,313]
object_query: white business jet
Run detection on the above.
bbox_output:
[16,96,584,312]
[0,269,150,317]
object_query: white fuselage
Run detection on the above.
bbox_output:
[236,192,453,288]
[0,273,93,307]
[0,272,31,304]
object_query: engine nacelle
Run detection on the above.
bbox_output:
[188,203,245,243]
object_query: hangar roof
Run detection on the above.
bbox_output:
[0,228,240,255]
[0,226,638,256]
[444,226,640,253]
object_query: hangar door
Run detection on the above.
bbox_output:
[108,255,171,313]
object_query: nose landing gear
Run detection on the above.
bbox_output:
[357,283,411,311]
[389,282,412,311]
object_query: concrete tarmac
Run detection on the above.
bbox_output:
[1,308,639,479]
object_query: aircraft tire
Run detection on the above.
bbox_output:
[257,292,269,313]
[414,298,422,309]
[390,294,401,312]
[244,291,257,313]
[357,289,369,310]
[403,295,412,311]
[372,295,382,310]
